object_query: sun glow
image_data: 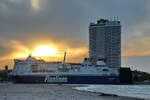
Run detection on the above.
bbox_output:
[32,46,57,56]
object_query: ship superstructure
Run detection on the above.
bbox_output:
[10,55,120,84]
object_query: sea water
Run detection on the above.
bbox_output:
[122,56,150,73]
[75,85,150,99]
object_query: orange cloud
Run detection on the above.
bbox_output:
[0,39,88,69]
[122,37,150,56]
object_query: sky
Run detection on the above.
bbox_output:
[0,0,150,69]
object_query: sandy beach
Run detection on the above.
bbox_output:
[0,83,145,100]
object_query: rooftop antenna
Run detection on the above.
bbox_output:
[114,16,116,21]
[110,16,112,21]
[108,16,110,21]
[116,16,119,21]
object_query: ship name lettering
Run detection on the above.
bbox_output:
[45,76,68,82]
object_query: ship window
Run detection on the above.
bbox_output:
[102,69,109,71]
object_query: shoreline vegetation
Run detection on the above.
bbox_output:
[0,83,145,100]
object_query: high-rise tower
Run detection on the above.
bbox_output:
[89,19,121,68]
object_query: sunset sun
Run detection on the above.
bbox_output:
[32,46,57,56]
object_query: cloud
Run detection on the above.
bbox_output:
[31,0,40,11]
[0,45,14,57]
[0,40,30,60]
[122,36,150,56]
[1,0,150,69]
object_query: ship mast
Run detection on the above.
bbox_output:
[62,51,67,69]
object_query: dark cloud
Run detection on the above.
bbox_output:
[0,45,14,57]
[0,0,150,61]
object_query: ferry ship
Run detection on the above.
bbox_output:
[9,53,133,84]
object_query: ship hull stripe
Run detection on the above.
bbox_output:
[12,75,120,84]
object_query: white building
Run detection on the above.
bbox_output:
[89,19,121,68]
